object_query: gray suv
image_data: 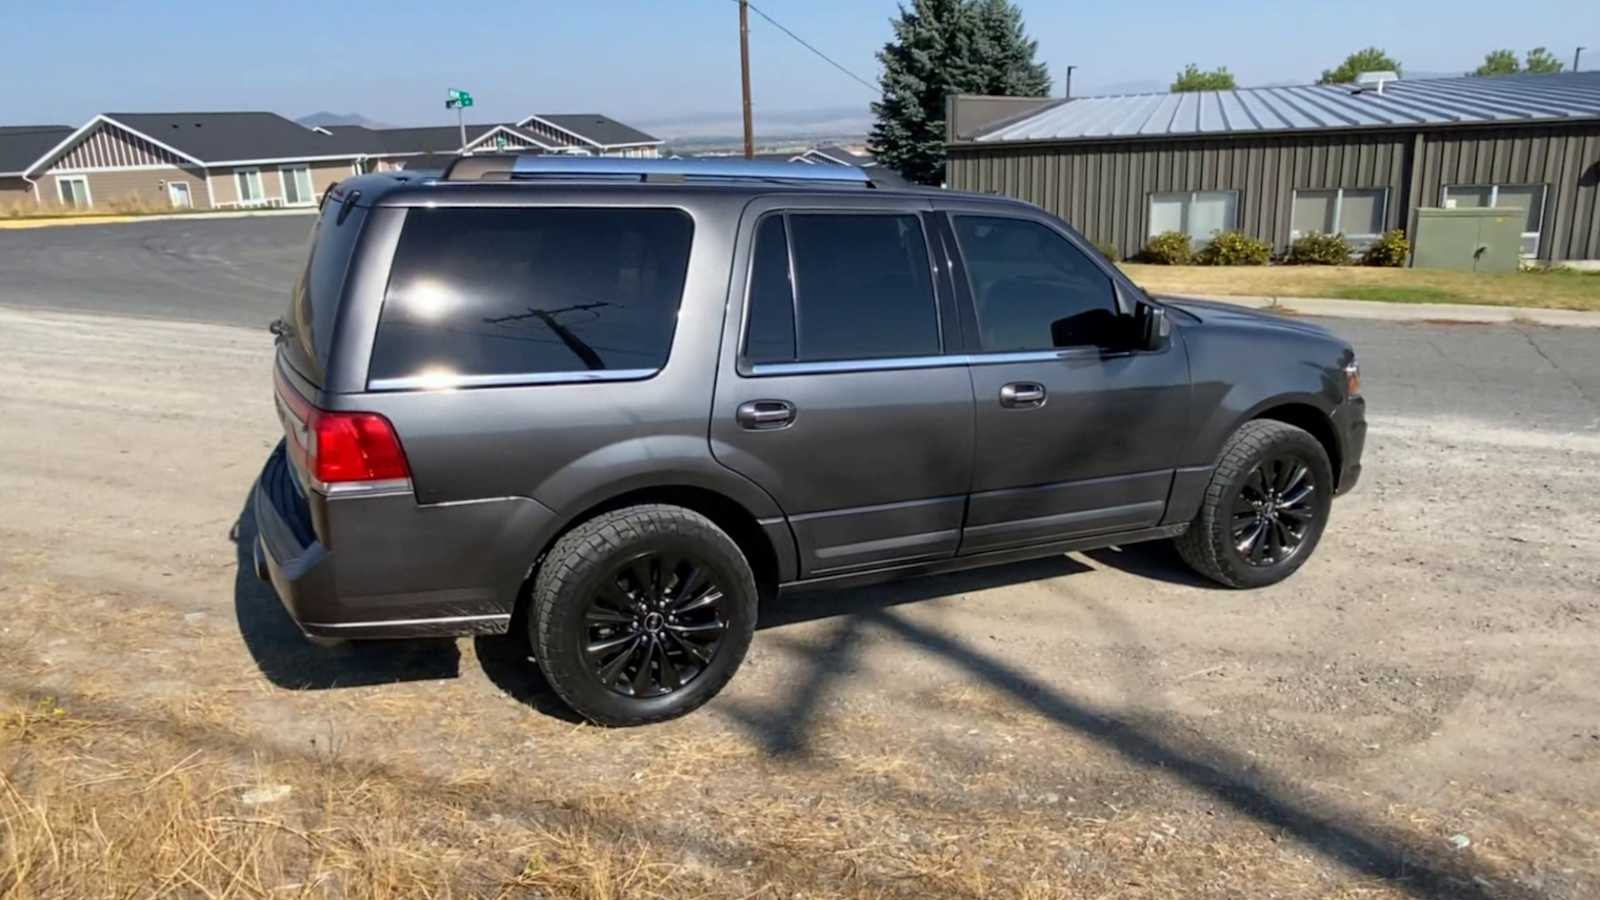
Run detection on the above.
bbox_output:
[255,156,1365,725]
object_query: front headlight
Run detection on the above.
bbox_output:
[1344,360,1361,397]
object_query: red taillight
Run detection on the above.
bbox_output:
[310,410,410,484]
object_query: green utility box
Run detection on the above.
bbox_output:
[1411,207,1524,272]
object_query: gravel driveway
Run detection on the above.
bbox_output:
[0,219,1597,897]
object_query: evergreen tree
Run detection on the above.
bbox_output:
[869,0,1050,185]
[1523,47,1565,74]
[1319,47,1402,84]
[1170,63,1237,92]
[1474,49,1522,76]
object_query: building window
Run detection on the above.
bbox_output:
[280,165,314,205]
[55,175,91,210]
[1442,184,1547,256]
[235,167,264,205]
[1148,191,1238,243]
[1292,188,1388,244]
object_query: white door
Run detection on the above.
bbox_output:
[167,182,192,209]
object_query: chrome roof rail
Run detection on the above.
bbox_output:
[443,154,876,186]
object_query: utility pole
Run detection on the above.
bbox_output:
[1576,47,1587,72]
[1064,65,1077,99]
[739,0,754,159]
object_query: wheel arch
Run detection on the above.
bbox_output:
[1248,401,1343,490]
[524,484,795,612]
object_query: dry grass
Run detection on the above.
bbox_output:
[0,194,229,221]
[1119,263,1600,311]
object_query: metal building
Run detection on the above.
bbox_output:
[945,71,1600,262]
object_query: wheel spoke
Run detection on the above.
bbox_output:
[670,563,708,608]
[666,629,713,664]
[655,639,680,690]
[1266,520,1283,562]
[630,638,657,695]
[596,582,635,614]
[1279,505,1314,522]
[667,620,726,637]
[673,588,722,615]
[1236,521,1266,556]
[627,558,657,604]
[585,606,633,626]
[586,632,638,657]
[1280,463,1308,495]
[1281,482,1315,509]
[596,636,642,685]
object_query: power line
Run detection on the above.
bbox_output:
[738,1,879,94]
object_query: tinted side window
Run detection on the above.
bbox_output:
[953,216,1120,351]
[371,207,694,385]
[744,215,797,364]
[787,214,939,361]
[285,196,367,382]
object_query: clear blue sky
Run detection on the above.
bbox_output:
[1,0,1592,128]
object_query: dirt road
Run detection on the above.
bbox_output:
[1,297,1598,897]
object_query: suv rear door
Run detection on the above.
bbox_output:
[711,195,975,578]
[936,205,1192,553]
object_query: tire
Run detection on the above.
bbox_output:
[531,504,758,726]
[1174,420,1334,589]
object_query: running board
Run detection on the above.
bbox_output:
[777,523,1188,595]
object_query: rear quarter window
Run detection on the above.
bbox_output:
[370,207,694,389]
[284,195,367,382]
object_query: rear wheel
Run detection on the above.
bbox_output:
[1174,420,1334,588]
[532,504,757,726]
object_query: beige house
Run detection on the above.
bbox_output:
[2,110,664,212]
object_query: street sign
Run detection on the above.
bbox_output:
[446,88,474,109]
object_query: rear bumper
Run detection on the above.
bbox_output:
[1332,395,1366,495]
[252,442,558,639]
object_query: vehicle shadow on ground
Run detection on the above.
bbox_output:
[1080,539,1229,589]
[231,489,462,689]
[730,556,1508,900]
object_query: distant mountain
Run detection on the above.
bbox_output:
[296,111,390,129]
[633,105,873,142]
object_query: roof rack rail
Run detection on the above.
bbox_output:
[441,154,876,187]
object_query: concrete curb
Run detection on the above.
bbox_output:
[1162,292,1600,329]
[0,207,317,231]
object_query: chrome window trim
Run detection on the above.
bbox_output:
[368,367,659,392]
[738,208,947,373]
[312,477,415,498]
[965,348,1104,365]
[748,355,964,377]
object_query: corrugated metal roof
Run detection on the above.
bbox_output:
[973,71,1600,143]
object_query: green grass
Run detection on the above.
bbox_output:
[1118,263,1600,312]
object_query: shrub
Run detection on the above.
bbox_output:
[1139,230,1193,265]
[1360,229,1410,267]
[1091,238,1120,261]
[1285,232,1353,265]
[1195,231,1271,266]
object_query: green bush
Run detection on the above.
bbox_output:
[1091,238,1120,261]
[1139,230,1193,265]
[1195,231,1272,266]
[1285,232,1353,265]
[1360,229,1410,267]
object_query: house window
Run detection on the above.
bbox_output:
[280,165,314,205]
[235,167,264,205]
[56,175,91,210]
[1292,188,1388,244]
[1148,191,1238,242]
[1442,184,1547,256]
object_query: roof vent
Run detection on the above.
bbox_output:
[1352,71,1399,95]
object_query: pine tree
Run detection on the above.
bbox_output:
[869,0,1051,185]
[1170,63,1236,92]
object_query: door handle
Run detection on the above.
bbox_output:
[999,382,1046,408]
[736,399,796,430]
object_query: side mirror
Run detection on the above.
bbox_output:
[1135,302,1170,352]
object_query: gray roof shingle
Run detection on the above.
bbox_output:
[525,114,660,147]
[0,126,73,173]
[103,112,365,162]
[971,71,1600,144]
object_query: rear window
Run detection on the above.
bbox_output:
[284,195,367,382]
[370,207,694,388]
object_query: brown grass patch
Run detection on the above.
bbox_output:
[1120,263,1600,311]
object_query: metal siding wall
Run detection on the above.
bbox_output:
[949,130,1413,259]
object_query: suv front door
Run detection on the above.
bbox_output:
[710,196,975,578]
[937,208,1192,554]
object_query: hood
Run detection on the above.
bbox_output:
[1156,295,1339,341]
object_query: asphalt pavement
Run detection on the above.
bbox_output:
[2,215,1596,435]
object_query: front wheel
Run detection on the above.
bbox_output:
[531,504,758,726]
[1174,420,1334,588]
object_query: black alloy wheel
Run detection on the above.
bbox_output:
[1231,455,1317,567]
[582,552,729,698]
